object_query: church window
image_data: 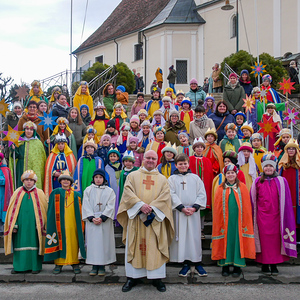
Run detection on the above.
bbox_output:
[134,44,143,61]
[95,55,103,63]
[176,60,188,84]
[230,15,237,38]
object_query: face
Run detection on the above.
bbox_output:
[59,123,66,130]
[252,138,261,149]
[130,121,139,129]
[81,85,87,94]
[164,151,175,161]
[94,175,104,186]
[109,153,119,163]
[217,103,227,113]
[190,83,198,89]
[129,141,137,150]
[23,178,35,189]
[58,95,67,106]
[140,114,146,121]
[282,134,291,144]
[54,91,60,100]
[14,106,22,115]
[166,91,172,97]
[254,91,260,99]
[85,145,95,155]
[242,129,251,138]
[39,103,48,112]
[176,160,189,173]
[195,111,204,118]
[102,138,111,147]
[287,147,297,157]
[28,104,37,115]
[153,91,160,98]
[163,101,170,108]
[81,108,88,117]
[214,63,219,70]
[179,134,189,145]
[194,145,204,156]
[176,95,184,104]
[137,96,144,103]
[60,179,71,189]
[155,131,164,141]
[142,126,150,135]
[107,85,114,95]
[230,76,237,84]
[263,80,270,87]
[25,127,34,138]
[33,86,39,94]
[182,103,190,110]
[88,133,95,139]
[226,129,236,139]
[96,109,104,116]
[170,114,179,124]
[241,73,248,81]
[263,164,275,176]
[107,126,115,133]
[206,99,213,107]
[70,109,78,119]
[224,157,232,166]
[235,115,244,125]
[115,108,122,115]
[154,114,161,122]
[57,142,65,152]
[143,152,158,171]
[206,134,215,144]
[122,130,129,136]
[124,160,134,169]
[266,108,274,114]
[225,170,237,184]
[242,150,251,159]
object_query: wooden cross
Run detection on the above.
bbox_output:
[181,181,186,190]
[139,238,146,256]
[97,202,102,211]
[142,176,155,190]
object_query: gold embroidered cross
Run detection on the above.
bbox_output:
[139,238,146,256]
[143,176,154,190]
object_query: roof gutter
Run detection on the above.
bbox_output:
[114,39,119,64]
[142,31,147,93]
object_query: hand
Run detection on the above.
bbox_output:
[186,207,196,216]
[13,228,18,233]
[12,144,15,150]
[141,204,152,214]
[285,101,289,106]
[231,110,237,115]
[54,172,61,177]
[93,218,102,225]
[46,139,50,144]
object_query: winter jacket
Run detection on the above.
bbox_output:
[239,79,253,96]
[4,112,21,131]
[167,69,177,84]
[223,82,246,112]
[68,118,86,147]
[81,113,92,126]
[103,94,116,117]
[185,88,206,107]
[164,120,187,146]
[52,103,70,119]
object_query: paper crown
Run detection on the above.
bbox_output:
[284,138,299,151]
[234,111,246,120]
[153,110,164,117]
[162,96,172,102]
[52,86,61,93]
[80,81,88,86]
[108,147,121,158]
[54,133,68,144]
[241,121,254,134]
[192,137,205,150]
[83,138,97,150]
[31,80,41,87]
[153,126,166,135]
[162,142,177,155]
[223,163,238,175]
[261,152,277,169]
[141,120,151,128]
[181,98,192,107]
[21,170,38,182]
[23,121,37,130]
[176,90,185,96]
[274,128,292,147]
[250,133,263,142]
[94,101,105,111]
[122,150,136,162]
[204,127,218,139]
[58,170,74,183]
[113,102,123,109]
[57,117,69,125]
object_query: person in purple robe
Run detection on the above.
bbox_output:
[250,153,297,276]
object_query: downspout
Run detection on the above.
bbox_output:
[142,31,147,93]
[114,39,119,63]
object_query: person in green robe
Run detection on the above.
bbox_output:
[10,121,46,190]
[73,139,105,196]
[4,170,48,274]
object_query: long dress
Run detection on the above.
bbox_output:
[0,162,13,224]
[82,184,116,265]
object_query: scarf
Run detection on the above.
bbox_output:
[95,115,107,120]
[84,153,96,161]
[194,114,209,129]
[237,152,257,181]
[228,81,238,89]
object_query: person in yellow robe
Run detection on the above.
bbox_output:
[24,80,48,109]
[73,81,94,117]
[250,133,266,173]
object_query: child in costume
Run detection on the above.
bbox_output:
[104,120,119,146]
[78,126,101,159]
[177,131,194,157]
[116,122,133,156]
[237,142,258,191]
[251,154,297,275]
[137,120,154,151]
[250,133,266,173]
[168,153,207,277]
[129,115,140,137]
[4,170,47,274]
[240,121,253,143]
[164,87,176,103]
[137,109,149,124]
[159,96,178,122]
[24,80,48,108]
[234,112,246,139]
[180,98,194,133]
[203,127,223,176]
[261,74,281,104]
[49,86,61,111]
[146,87,162,118]
[157,143,177,179]
[212,164,255,277]
[203,95,216,117]
[73,81,94,116]
[80,104,92,126]
[119,151,139,202]
[150,110,166,131]
[219,123,241,153]
[175,90,185,107]
[82,168,116,276]
[273,128,292,165]
[111,102,129,133]
[96,134,112,166]
[127,136,144,167]
[116,85,129,112]
[89,103,110,139]
[145,126,167,164]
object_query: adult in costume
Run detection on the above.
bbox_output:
[4,170,47,274]
[10,121,46,190]
[250,154,297,275]
[117,150,174,292]
[73,81,94,116]
[49,86,61,111]
[44,134,77,198]
[212,164,255,277]
[44,170,86,274]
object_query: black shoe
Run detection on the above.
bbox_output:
[232,266,242,278]
[261,264,271,276]
[152,279,166,292]
[270,264,279,276]
[122,278,137,292]
[32,270,40,274]
[221,266,230,277]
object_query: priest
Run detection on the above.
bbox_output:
[117,150,174,292]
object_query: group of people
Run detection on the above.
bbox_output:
[0,73,299,293]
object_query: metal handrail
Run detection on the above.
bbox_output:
[88,66,114,85]
[90,72,119,99]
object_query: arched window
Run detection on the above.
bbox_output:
[230,15,237,38]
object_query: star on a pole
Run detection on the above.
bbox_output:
[2,125,24,147]
[242,95,255,113]
[251,61,267,77]
[279,78,296,95]
[284,108,299,125]
[0,99,9,117]
[38,111,58,131]
[258,115,279,139]
[15,85,29,100]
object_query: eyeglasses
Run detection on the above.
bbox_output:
[144,157,157,160]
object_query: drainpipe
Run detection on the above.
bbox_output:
[114,39,119,63]
[142,31,147,93]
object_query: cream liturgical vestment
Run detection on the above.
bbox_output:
[82,184,116,265]
[117,167,174,279]
[168,172,207,262]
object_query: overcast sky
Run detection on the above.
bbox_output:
[0,0,121,86]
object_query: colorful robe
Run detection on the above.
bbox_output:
[219,136,241,153]
[157,160,177,179]
[177,145,194,157]
[180,110,194,133]
[0,162,13,223]
[44,188,86,262]
[203,142,224,176]
[146,99,163,118]
[253,147,266,173]
[145,140,167,165]
[119,167,139,203]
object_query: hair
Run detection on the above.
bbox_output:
[197,99,204,106]
[57,93,67,101]
[241,73,251,82]
[103,83,115,97]
[37,100,49,114]
[68,107,83,125]
[27,100,37,108]
[221,177,240,189]
[175,153,189,164]
[195,105,205,113]
[160,151,175,166]
[216,100,229,112]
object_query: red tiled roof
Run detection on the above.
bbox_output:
[73,0,170,54]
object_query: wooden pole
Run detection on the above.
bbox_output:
[48,128,50,156]
[13,150,16,190]
[0,114,2,148]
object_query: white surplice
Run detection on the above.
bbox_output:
[168,172,207,263]
[82,184,116,265]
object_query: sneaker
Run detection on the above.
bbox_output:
[89,266,98,276]
[179,265,190,277]
[195,265,208,277]
[53,265,62,274]
[98,266,106,276]
[72,264,81,274]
